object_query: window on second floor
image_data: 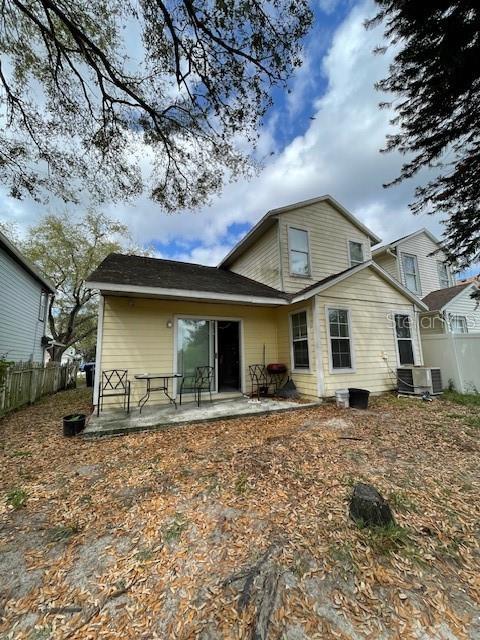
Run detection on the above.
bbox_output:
[401,253,421,294]
[288,227,310,276]
[450,314,468,334]
[39,291,47,322]
[349,240,364,267]
[437,262,450,289]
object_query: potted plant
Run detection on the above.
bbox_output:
[63,413,87,437]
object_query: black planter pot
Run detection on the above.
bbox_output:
[63,413,87,437]
[348,388,370,410]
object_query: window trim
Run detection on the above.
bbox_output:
[437,261,451,289]
[287,225,311,278]
[392,310,417,367]
[289,308,311,373]
[401,252,422,295]
[38,291,47,322]
[325,306,355,374]
[347,239,365,268]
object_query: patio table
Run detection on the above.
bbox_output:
[134,373,182,413]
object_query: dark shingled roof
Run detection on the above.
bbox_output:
[422,283,471,311]
[87,253,287,300]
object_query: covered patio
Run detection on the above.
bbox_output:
[83,395,320,438]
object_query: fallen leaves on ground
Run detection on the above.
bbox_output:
[0,389,479,639]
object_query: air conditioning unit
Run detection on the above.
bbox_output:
[397,366,443,395]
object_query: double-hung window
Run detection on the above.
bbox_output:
[437,262,450,289]
[395,314,415,365]
[288,228,310,276]
[402,254,421,294]
[328,308,353,371]
[349,241,364,267]
[290,310,309,370]
[450,315,468,334]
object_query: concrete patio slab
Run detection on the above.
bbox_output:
[83,396,321,438]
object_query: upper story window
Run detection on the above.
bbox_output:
[450,314,468,334]
[39,291,47,322]
[401,253,421,294]
[349,240,364,267]
[437,262,450,289]
[290,310,310,370]
[288,227,310,277]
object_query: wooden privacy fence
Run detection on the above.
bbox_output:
[0,361,78,416]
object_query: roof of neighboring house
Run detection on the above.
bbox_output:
[219,194,382,268]
[372,228,442,257]
[0,230,55,293]
[422,282,475,311]
[86,253,288,304]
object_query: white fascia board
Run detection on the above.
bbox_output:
[85,281,288,306]
[370,262,429,310]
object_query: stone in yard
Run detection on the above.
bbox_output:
[349,483,394,527]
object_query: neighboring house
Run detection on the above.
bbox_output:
[0,230,55,363]
[372,228,455,299]
[87,195,428,409]
[373,228,480,393]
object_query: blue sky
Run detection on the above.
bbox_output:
[1,0,478,277]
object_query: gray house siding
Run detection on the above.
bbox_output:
[0,246,48,362]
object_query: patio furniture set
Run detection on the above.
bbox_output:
[96,363,288,416]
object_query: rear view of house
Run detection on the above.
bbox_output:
[0,231,55,363]
[87,195,429,411]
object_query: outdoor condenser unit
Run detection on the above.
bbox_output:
[397,366,443,396]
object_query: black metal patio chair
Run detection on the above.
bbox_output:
[97,369,131,416]
[179,366,214,407]
[249,364,274,400]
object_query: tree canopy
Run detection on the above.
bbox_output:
[369,1,480,267]
[20,212,147,361]
[0,0,311,208]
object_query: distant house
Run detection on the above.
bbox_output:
[373,229,480,393]
[0,230,55,363]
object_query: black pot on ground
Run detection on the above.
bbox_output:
[348,388,370,410]
[63,413,87,437]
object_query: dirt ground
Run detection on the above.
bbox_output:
[0,388,479,639]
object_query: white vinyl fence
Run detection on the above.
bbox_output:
[422,334,480,394]
[0,361,78,416]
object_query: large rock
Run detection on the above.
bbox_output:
[349,483,395,527]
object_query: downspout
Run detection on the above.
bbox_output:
[93,294,105,406]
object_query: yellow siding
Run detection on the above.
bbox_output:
[100,297,279,407]
[317,268,423,396]
[397,232,452,297]
[278,200,373,293]
[229,224,281,289]
[275,299,318,398]
[372,251,399,280]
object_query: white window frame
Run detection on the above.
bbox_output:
[287,226,311,278]
[38,291,47,322]
[325,306,355,374]
[392,311,417,366]
[449,314,468,334]
[348,239,365,268]
[437,261,451,289]
[401,253,422,295]
[289,308,311,373]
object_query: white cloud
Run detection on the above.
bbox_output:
[0,0,446,266]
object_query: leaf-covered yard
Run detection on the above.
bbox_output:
[0,388,479,639]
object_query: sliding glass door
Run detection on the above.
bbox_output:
[177,319,215,388]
